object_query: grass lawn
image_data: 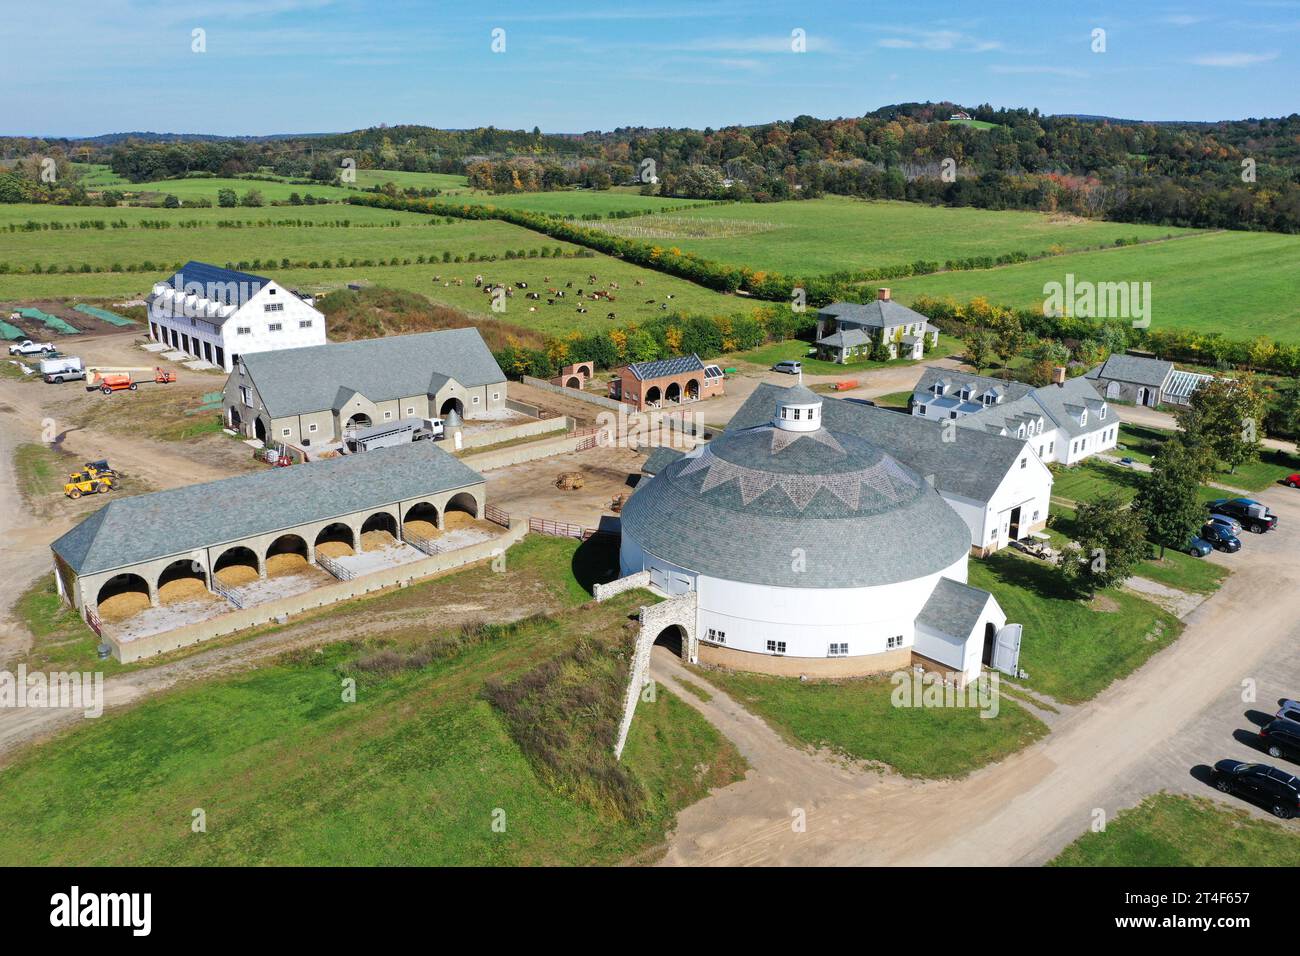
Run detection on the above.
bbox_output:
[968,552,1182,704]
[0,538,745,865]
[1051,792,1300,866]
[872,390,915,409]
[12,576,123,675]
[725,336,962,377]
[1118,423,1298,492]
[460,189,713,219]
[1048,505,1229,596]
[699,668,1048,779]
[893,230,1300,344]
[611,197,1191,277]
[1051,460,1147,504]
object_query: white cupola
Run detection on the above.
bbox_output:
[774,385,823,433]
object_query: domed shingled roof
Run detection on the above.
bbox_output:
[621,393,971,589]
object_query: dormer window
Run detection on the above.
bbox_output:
[1099,405,1107,420]
[1080,410,1088,427]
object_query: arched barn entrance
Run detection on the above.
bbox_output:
[345,413,372,431]
[444,494,480,530]
[644,386,661,407]
[315,522,356,557]
[228,406,242,430]
[665,382,681,404]
[213,546,260,586]
[403,501,440,537]
[254,418,267,443]
[360,511,400,549]
[265,534,311,576]
[685,378,700,400]
[440,397,465,419]
[653,624,686,658]
[156,558,210,604]
[95,573,151,621]
[566,377,582,389]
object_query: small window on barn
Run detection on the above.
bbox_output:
[308,423,318,433]
[299,319,312,329]
[281,427,291,437]
[268,322,282,332]
[887,635,904,649]
[383,411,392,420]
[236,326,250,335]
[473,396,480,405]
[406,407,414,415]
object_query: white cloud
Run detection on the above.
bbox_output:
[1190,51,1279,66]
[990,64,1088,78]
[875,27,1002,53]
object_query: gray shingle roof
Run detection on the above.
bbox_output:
[913,368,1033,407]
[627,353,705,381]
[51,441,485,576]
[818,298,929,330]
[816,328,872,349]
[621,412,971,588]
[916,577,996,639]
[731,383,1028,502]
[642,446,686,475]
[1025,376,1108,439]
[1090,354,1174,389]
[241,328,506,419]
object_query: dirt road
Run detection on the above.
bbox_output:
[658,484,1300,866]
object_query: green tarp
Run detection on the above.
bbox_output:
[17,307,79,335]
[73,303,136,327]
[0,321,24,340]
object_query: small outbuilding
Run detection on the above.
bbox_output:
[609,354,724,411]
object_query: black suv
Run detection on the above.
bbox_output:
[1259,719,1300,761]
[1212,760,1300,818]
[1208,498,1278,534]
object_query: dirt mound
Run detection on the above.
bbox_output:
[98,590,151,622]
[158,577,215,605]
[360,529,399,552]
[315,540,355,558]
[215,565,259,587]
[266,552,311,577]
[403,518,437,538]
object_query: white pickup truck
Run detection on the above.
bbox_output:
[8,339,57,357]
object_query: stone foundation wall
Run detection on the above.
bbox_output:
[697,641,912,678]
[593,571,651,603]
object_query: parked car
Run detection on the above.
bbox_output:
[1200,522,1241,553]
[1118,456,1137,467]
[1278,699,1300,723]
[7,339,56,357]
[1284,473,1300,489]
[1185,536,1213,558]
[1212,760,1300,818]
[39,355,84,384]
[772,360,802,375]
[1206,513,1242,535]
[1259,719,1300,761]
[1208,497,1278,534]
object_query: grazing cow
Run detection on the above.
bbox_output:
[606,312,616,320]
[576,306,588,314]
[474,275,484,287]
[547,298,555,305]
[526,292,540,300]
[659,303,668,310]
[644,299,655,304]
[565,281,573,288]
[516,281,528,289]
[635,279,644,286]
[666,293,675,299]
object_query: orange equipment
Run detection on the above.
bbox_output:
[87,366,178,394]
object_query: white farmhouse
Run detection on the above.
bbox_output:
[911,367,1120,466]
[146,261,326,372]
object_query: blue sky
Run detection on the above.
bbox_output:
[1,0,1295,137]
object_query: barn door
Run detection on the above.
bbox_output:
[990,624,1022,676]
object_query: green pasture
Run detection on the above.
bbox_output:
[894,230,1300,344]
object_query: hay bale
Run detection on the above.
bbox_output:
[555,471,585,490]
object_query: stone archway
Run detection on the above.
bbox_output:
[346,413,372,431]
[254,417,267,443]
[665,381,681,404]
[440,397,464,419]
[614,591,699,759]
[653,624,685,657]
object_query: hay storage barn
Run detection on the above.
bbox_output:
[222,328,508,446]
[50,441,488,650]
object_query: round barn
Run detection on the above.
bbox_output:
[618,385,1016,682]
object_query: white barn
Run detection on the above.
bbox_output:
[911,367,1120,466]
[619,385,1018,682]
[146,261,326,372]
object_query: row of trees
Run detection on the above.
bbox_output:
[1060,375,1271,596]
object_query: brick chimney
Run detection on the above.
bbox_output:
[1052,366,1067,386]
[878,288,891,301]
